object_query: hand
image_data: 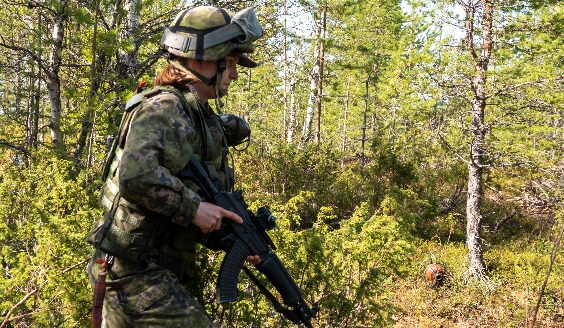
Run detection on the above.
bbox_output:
[193,202,261,264]
[246,255,261,265]
[192,202,243,233]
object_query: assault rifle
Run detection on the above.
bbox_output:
[180,156,319,327]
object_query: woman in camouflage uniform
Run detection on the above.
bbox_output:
[87,6,263,327]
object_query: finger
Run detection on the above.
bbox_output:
[214,218,222,231]
[201,225,213,233]
[246,255,261,265]
[222,209,243,224]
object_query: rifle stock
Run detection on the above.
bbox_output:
[180,157,318,327]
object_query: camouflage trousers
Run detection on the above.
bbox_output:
[88,250,214,328]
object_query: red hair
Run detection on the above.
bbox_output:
[154,57,198,90]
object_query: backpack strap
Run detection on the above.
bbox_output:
[124,93,144,112]
[162,86,219,181]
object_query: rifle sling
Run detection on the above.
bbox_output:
[242,266,296,321]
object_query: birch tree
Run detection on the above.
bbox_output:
[74,0,143,164]
[0,0,71,153]
[117,0,142,80]
[45,0,69,151]
[300,0,327,145]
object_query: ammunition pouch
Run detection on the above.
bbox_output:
[157,225,198,284]
[87,195,167,260]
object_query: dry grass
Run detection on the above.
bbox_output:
[390,240,564,328]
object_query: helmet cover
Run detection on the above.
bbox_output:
[163,6,262,67]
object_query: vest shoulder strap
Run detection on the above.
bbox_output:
[124,92,144,112]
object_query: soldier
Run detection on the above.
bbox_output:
[86,6,263,327]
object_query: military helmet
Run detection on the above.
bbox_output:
[162,6,263,67]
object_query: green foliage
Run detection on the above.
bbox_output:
[0,0,562,326]
[0,149,101,326]
[206,199,413,327]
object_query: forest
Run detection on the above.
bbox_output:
[0,0,562,327]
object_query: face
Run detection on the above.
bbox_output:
[219,54,239,95]
[196,54,239,99]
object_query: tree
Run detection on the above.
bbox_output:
[423,0,564,282]
[462,0,494,280]
[0,0,76,152]
[299,0,327,145]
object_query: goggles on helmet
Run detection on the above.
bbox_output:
[161,7,263,59]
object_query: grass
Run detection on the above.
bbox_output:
[391,238,564,327]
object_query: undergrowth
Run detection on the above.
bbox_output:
[392,238,564,327]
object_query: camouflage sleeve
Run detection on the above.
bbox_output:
[118,92,200,226]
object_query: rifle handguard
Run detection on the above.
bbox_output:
[256,253,301,306]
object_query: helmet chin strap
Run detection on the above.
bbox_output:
[169,59,215,86]
[214,60,227,111]
[169,58,227,110]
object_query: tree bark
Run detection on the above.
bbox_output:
[301,3,326,145]
[463,0,494,279]
[361,79,368,167]
[341,74,350,165]
[283,0,288,142]
[27,65,40,150]
[287,80,297,143]
[118,0,141,80]
[74,0,100,163]
[46,2,68,151]
[314,4,327,143]
[301,41,319,144]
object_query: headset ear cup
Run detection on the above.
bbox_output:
[220,114,251,146]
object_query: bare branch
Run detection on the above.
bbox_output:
[436,131,470,165]
[0,35,47,75]
[0,288,39,328]
[0,139,33,157]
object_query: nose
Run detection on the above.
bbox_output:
[229,66,238,81]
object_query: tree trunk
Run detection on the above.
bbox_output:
[341,74,351,165]
[314,4,327,143]
[466,137,486,277]
[27,68,40,150]
[464,0,494,279]
[46,3,67,151]
[74,0,100,163]
[117,0,141,80]
[361,79,368,167]
[301,42,319,144]
[287,80,297,143]
[283,0,288,141]
[301,4,326,145]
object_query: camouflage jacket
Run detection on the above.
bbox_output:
[87,86,230,261]
[119,89,201,226]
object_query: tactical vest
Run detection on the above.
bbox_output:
[87,86,232,263]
